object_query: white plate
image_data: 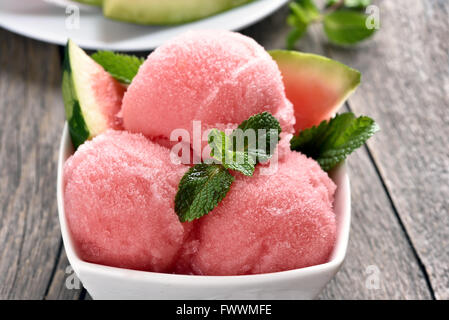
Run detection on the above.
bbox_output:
[57,123,351,300]
[0,0,289,51]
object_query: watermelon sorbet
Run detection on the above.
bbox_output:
[63,130,190,272]
[121,30,295,140]
[63,30,338,275]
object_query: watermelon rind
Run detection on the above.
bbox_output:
[103,0,253,25]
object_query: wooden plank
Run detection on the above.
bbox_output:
[241,3,433,299]
[0,29,65,299]
[319,0,449,299]
[45,246,84,300]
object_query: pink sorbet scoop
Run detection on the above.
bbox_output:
[63,130,190,272]
[121,30,295,142]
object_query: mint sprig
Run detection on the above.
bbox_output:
[286,0,377,49]
[233,111,282,163]
[290,112,379,171]
[175,112,281,222]
[91,51,144,84]
[323,10,376,45]
[208,129,255,176]
[208,112,281,176]
[286,0,320,49]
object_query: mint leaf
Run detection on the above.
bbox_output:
[286,25,307,50]
[174,164,234,222]
[208,129,255,176]
[175,112,281,222]
[91,51,144,84]
[323,10,376,45]
[286,0,321,49]
[286,0,376,48]
[292,0,320,22]
[207,112,281,176]
[224,152,255,177]
[233,111,281,163]
[208,128,230,163]
[290,112,379,171]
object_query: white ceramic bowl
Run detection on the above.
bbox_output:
[57,123,351,300]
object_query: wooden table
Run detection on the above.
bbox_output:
[0,0,447,300]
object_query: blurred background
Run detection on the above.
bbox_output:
[0,0,447,300]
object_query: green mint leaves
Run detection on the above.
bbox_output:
[175,111,377,222]
[323,10,376,45]
[234,111,282,163]
[208,129,256,176]
[174,164,234,223]
[286,0,377,49]
[91,51,144,84]
[175,112,281,222]
[208,112,282,176]
[287,0,320,49]
[290,112,379,171]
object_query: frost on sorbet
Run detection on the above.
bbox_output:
[176,150,337,275]
[63,130,189,272]
[122,30,295,143]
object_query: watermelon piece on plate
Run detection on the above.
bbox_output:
[269,50,361,132]
[73,0,103,6]
[103,0,253,25]
[62,40,125,149]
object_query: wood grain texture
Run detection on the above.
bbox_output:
[0,29,65,299]
[45,246,84,300]
[241,2,436,299]
[319,135,431,299]
[314,0,449,299]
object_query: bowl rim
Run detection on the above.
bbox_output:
[57,123,351,286]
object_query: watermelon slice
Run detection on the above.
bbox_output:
[62,40,125,149]
[269,50,360,132]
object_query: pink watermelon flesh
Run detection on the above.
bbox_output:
[91,70,125,130]
[285,73,343,131]
[63,130,190,272]
[270,50,360,132]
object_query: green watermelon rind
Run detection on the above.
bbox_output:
[269,49,361,101]
[62,42,90,150]
[103,0,253,25]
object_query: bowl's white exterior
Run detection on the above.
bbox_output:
[57,123,351,300]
